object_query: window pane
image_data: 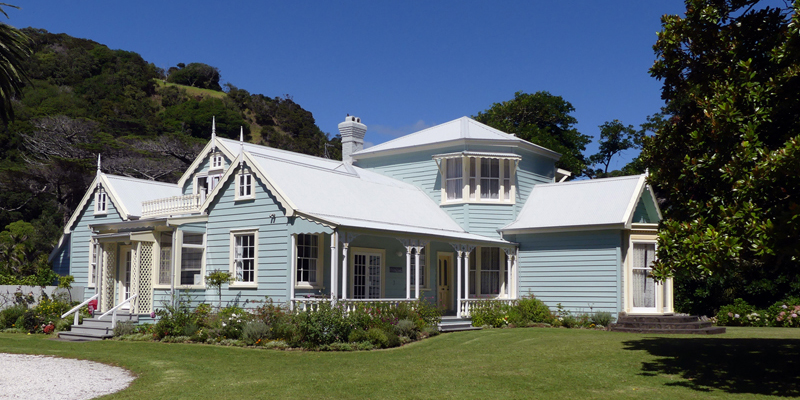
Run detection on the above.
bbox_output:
[183,233,204,245]
[296,234,319,285]
[181,247,203,285]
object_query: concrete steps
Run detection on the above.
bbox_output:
[438,316,482,332]
[58,312,139,342]
[609,314,726,335]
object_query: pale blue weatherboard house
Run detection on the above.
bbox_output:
[50,116,668,321]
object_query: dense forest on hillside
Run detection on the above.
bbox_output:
[0,29,341,277]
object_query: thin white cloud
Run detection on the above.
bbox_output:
[368,120,432,141]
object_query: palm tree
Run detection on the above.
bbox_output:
[0,3,30,123]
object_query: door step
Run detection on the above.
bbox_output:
[57,312,139,342]
[438,316,482,332]
[609,314,725,335]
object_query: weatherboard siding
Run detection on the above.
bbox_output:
[515,155,554,215]
[513,230,622,314]
[69,191,124,300]
[466,204,515,238]
[205,169,291,305]
[356,149,449,202]
[182,152,232,196]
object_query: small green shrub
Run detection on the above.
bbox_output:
[218,338,245,347]
[117,333,152,341]
[348,329,369,343]
[366,327,389,348]
[507,296,554,326]
[420,325,440,338]
[113,321,136,337]
[262,340,289,350]
[561,314,578,328]
[385,329,400,348]
[0,305,25,329]
[394,319,417,339]
[162,335,192,343]
[242,321,270,345]
[21,310,43,333]
[591,311,614,327]
[356,341,375,351]
[54,319,72,332]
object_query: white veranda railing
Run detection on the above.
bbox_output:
[141,194,202,218]
[60,293,100,326]
[458,298,517,318]
[98,293,138,329]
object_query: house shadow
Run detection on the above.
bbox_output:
[622,337,799,396]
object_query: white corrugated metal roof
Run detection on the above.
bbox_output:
[104,175,182,217]
[351,117,560,159]
[245,150,510,244]
[501,175,647,232]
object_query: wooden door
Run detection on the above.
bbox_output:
[437,253,453,311]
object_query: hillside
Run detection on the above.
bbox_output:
[0,28,342,271]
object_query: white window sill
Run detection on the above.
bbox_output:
[230,282,258,289]
[152,285,172,290]
[440,200,515,206]
[295,283,323,290]
[235,196,255,201]
[177,285,206,290]
[93,211,108,216]
[208,166,224,172]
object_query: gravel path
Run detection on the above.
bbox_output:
[0,353,135,399]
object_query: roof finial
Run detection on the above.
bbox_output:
[211,116,216,151]
[239,126,244,168]
[96,154,101,175]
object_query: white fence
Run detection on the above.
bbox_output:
[0,285,86,310]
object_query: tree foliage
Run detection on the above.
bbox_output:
[167,62,221,91]
[0,4,30,123]
[474,91,591,177]
[587,119,639,178]
[0,29,341,283]
[643,0,800,313]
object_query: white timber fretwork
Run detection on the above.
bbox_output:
[102,246,116,312]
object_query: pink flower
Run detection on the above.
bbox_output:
[792,314,798,318]
[728,312,733,317]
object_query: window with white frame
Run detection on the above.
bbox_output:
[196,174,222,202]
[89,241,99,287]
[439,156,516,204]
[410,247,427,289]
[237,172,253,200]
[211,153,224,170]
[94,189,108,215]
[469,247,504,296]
[180,232,204,286]
[445,158,462,200]
[232,231,257,284]
[296,234,321,288]
[159,232,173,286]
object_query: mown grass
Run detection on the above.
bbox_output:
[1,327,798,399]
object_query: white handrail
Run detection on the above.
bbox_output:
[98,293,138,329]
[60,293,100,326]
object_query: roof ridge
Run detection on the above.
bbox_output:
[247,152,353,176]
[218,137,342,165]
[539,175,643,188]
[103,174,180,187]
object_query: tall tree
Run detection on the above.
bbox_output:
[643,0,800,312]
[474,91,591,177]
[587,119,637,178]
[0,4,30,122]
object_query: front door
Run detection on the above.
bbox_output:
[437,253,453,311]
[631,242,658,313]
[118,245,133,310]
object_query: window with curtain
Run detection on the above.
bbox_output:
[445,158,462,200]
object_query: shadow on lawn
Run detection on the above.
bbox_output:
[623,337,799,396]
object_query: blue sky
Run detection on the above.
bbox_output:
[7,1,689,171]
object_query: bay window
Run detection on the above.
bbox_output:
[436,153,517,204]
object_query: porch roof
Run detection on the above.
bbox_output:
[104,175,182,218]
[301,213,512,245]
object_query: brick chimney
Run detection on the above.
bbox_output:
[338,115,367,164]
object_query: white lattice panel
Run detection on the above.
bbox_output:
[130,245,139,313]
[103,246,116,311]
[138,243,154,314]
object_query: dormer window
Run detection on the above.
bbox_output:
[94,189,108,215]
[436,152,519,204]
[210,153,224,170]
[236,172,253,200]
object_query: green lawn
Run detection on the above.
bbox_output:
[1,327,798,399]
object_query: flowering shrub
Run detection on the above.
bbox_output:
[716,298,800,327]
